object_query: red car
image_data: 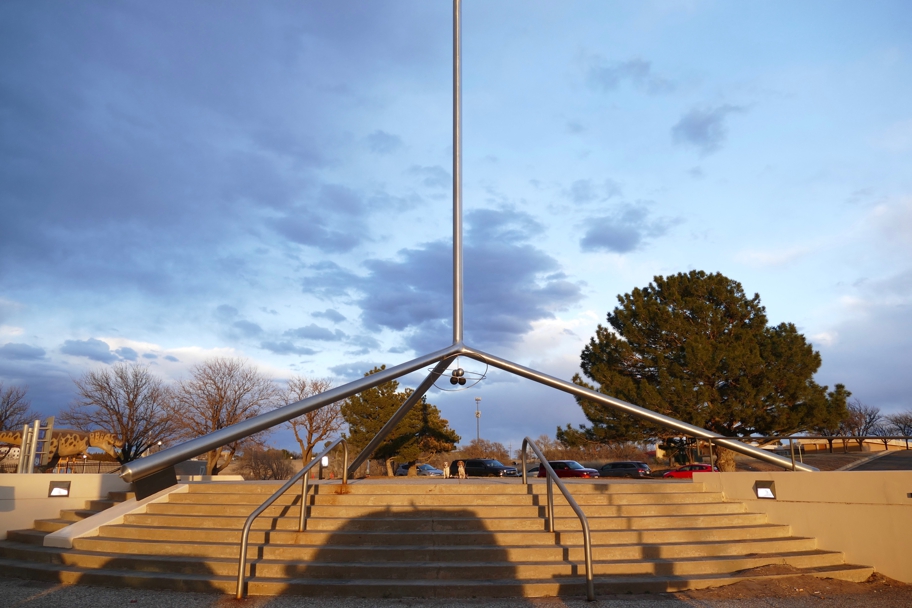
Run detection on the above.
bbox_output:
[538,460,600,479]
[662,463,719,479]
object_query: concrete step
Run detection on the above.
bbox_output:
[108,491,136,502]
[5,529,49,545]
[78,525,817,560]
[60,508,104,522]
[168,489,722,507]
[124,510,769,532]
[0,538,847,580]
[182,480,704,497]
[33,518,74,533]
[144,501,746,519]
[0,553,871,597]
[251,563,875,597]
[93,519,792,544]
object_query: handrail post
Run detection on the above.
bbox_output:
[342,441,349,484]
[789,438,796,471]
[547,475,554,533]
[237,438,348,599]
[521,437,595,601]
[298,467,310,532]
[708,438,715,470]
[521,443,528,485]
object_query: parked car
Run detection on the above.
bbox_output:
[537,460,599,479]
[449,458,518,477]
[394,463,444,477]
[526,465,540,476]
[416,464,444,477]
[662,463,719,479]
[599,461,652,479]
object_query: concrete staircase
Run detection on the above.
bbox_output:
[4,490,135,546]
[0,479,872,597]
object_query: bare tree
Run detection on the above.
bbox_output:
[60,364,173,463]
[871,422,894,451]
[886,411,912,449]
[170,358,281,475]
[842,399,882,449]
[284,376,343,463]
[235,448,294,480]
[457,438,511,463]
[1,383,41,461]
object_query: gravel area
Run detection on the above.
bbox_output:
[4,575,912,608]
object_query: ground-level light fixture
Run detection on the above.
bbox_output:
[753,480,776,499]
[48,480,71,497]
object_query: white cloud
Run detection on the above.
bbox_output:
[735,246,811,267]
[0,326,24,338]
[810,331,837,348]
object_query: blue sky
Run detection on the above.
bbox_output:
[1,0,911,454]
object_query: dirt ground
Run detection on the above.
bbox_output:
[671,568,912,602]
[4,572,912,608]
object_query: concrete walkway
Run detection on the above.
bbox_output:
[851,450,912,471]
[4,576,912,608]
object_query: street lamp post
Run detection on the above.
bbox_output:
[475,397,481,443]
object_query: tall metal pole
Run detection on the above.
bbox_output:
[452,0,464,345]
[475,396,481,442]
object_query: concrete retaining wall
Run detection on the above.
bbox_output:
[0,474,130,540]
[701,471,912,583]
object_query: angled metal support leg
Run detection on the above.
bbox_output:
[462,345,819,473]
[348,356,456,475]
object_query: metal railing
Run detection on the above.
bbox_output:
[236,438,349,599]
[672,434,912,473]
[521,437,595,601]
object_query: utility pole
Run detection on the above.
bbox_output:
[475,397,481,443]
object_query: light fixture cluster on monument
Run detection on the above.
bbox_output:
[433,357,487,391]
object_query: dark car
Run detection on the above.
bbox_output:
[599,461,651,479]
[450,458,518,477]
[662,463,719,479]
[537,460,599,479]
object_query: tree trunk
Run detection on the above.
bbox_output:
[714,446,737,472]
[385,458,394,477]
[206,449,220,475]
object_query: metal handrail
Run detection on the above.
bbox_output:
[236,438,348,599]
[689,434,910,473]
[521,437,595,602]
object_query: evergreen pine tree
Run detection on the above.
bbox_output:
[571,271,848,470]
[342,366,460,475]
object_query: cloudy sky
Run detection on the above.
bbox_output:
[2,0,911,455]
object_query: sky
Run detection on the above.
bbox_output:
[1,0,911,457]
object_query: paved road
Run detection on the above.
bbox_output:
[852,450,912,471]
